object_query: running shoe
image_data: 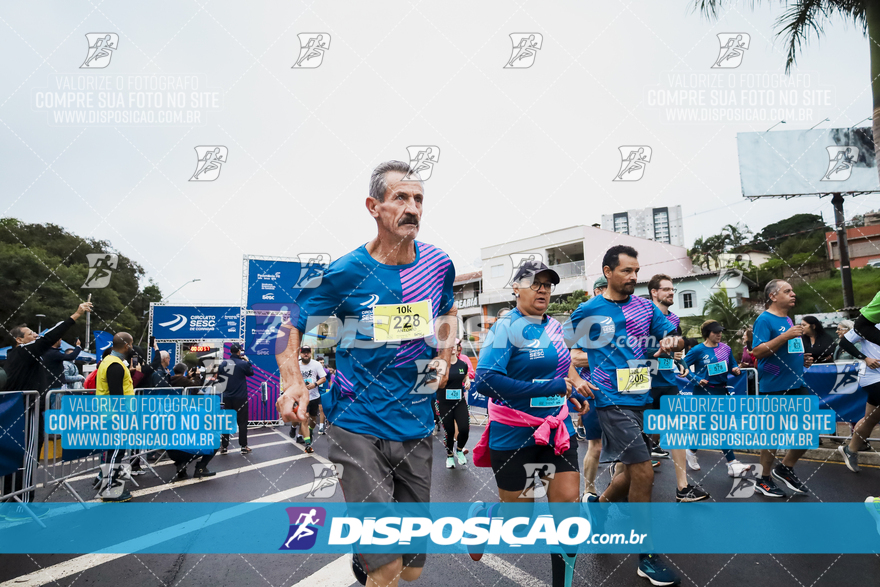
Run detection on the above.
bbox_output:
[2,504,50,521]
[581,493,604,534]
[350,552,368,585]
[295,435,305,445]
[194,468,216,479]
[685,450,700,471]
[651,446,670,459]
[652,460,660,468]
[755,476,785,498]
[456,450,467,466]
[446,456,455,469]
[175,468,190,481]
[772,464,808,495]
[466,501,488,561]
[102,490,132,503]
[305,444,315,454]
[241,446,253,455]
[576,426,587,441]
[838,445,860,473]
[637,553,680,586]
[726,460,752,478]
[864,496,880,536]
[130,468,146,476]
[219,446,228,455]
[317,423,326,435]
[675,485,709,503]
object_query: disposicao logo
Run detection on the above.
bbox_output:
[281,507,326,550]
[158,314,188,332]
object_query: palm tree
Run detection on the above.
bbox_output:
[693,2,880,182]
[721,223,752,250]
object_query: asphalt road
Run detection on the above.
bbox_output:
[2,425,880,587]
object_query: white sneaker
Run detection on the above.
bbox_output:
[686,450,700,471]
[727,460,751,478]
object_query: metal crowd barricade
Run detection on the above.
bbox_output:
[0,390,45,527]
[740,367,759,396]
[41,387,190,504]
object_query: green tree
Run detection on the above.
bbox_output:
[721,222,752,251]
[547,289,590,316]
[0,218,162,347]
[694,1,880,184]
[701,289,761,359]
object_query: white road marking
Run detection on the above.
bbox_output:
[85,453,310,501]
[1,480,315,587]
[482,554,549,587]
[290,555,354,587]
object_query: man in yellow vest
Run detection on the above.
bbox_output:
[94,332,135,502]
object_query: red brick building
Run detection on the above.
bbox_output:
[826,224,880,268]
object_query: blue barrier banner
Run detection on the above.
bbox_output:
[2,502,880,554]
[804,362,865,422]
[645,395,835,449]
[0,392,25,477]
[45,395,236,450]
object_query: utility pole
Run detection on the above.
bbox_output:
[831,193,855,311]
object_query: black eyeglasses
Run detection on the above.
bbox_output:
[529,281,556,293]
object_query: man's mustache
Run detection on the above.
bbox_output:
[398,214,420,226]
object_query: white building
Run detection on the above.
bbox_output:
[601,205,684,246]
[479,225,694,319]
[632,270,755,319]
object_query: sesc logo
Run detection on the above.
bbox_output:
[281,506,326,550]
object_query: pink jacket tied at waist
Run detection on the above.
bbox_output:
[472,398,571,468]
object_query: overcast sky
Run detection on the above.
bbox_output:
[1,1,877,307]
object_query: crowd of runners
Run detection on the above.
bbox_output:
[270,160,880,587]
[4,159,879,587]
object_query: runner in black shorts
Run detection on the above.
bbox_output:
[437,341,471,468]
[471,260,591,587]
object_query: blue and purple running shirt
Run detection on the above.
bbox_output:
[287,241,455,441]
[565,295,676,409]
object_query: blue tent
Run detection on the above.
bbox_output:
[0,335,97,363]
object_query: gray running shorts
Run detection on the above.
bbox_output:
[327,424,433,572]
[597,407,651,465]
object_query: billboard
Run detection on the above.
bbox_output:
[737,127,879,198]
[151,304,242,340]
[243,255,331,310]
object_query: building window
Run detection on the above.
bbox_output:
[681,291,694,309]
[613,213,629,235]
[491,264,504,278]
[653,207,670,244]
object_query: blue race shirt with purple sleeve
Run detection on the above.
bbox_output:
[476,307,574,450]
[287,241,455,441]
[650,310,681,388]
[752,311,805,393]
[683,342,737,387]
[565,295,676,409]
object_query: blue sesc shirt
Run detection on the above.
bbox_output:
[288,241,455,441]
[752,311,805,393]
[683,342,737,388]
[565,294,676,409]
[476,307,574,450]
